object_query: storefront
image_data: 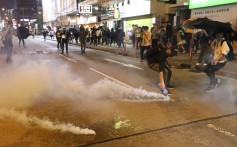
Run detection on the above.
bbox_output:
[117,0,152,33]
[101,6,120,30]
[78,16,99,28]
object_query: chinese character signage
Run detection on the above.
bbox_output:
[78,5,92,13]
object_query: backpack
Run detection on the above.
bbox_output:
[221,40,232,60]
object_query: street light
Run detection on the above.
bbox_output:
[2,8,5,11]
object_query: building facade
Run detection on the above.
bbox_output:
[189,0,237,30]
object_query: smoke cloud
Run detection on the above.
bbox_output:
[0,60,168,135]
[0,108,96,135]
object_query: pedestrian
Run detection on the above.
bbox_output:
[110,28,115,45]
[74,30,79,44]
[204,31,230,92]
[176,29,186,53]
[117,28,125,48]
[49,30,55,39]
[85,27,90,43]
[166,21,173,43]
[42,30,48,41]
[2,20,16,63]
[134,25,142,50]
[60,28,70,54]
[145,39,174,96]
[140,26,151,62]
[151,23,159,47]
[96,27,102,46]
[79,26,86,54]
[17,23,27,48]
[56,28,61,49]
[32,29,35,38]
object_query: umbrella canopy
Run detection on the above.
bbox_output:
[182,18,197,30]
[192,17,235,35]
[181,18,205,33]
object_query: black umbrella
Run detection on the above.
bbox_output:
[192,17,235,35]
[69,28,78,34]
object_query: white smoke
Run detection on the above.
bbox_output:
[0,60,168,135]
[0,108,96,135]
[89,79,170,101]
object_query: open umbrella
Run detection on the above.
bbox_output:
[192,17,235,35]
[182,18,197,31]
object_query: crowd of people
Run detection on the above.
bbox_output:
[40,21,236,95]
[0,21,31,63]
[1,19,235,96]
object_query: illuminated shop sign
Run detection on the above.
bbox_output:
[189,0,237,9]
[78,5,92,13]
[119,0,150,18]
[78,16,97,24]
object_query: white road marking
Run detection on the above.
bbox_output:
[89,68,133,88]
[216,75,237,82]
[59,54,77,63]
[207,124,237,140]
[105,58,144,70]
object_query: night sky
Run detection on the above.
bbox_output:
[0,0,15,9]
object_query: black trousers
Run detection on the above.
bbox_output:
[18,38,25,47]
[56,37,61,49]
[61,39,68,53]
[204,62,226,85]
[140,46,150,60]
[148,61,172,87]
[81,40,86,52]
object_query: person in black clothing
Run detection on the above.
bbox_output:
[17,23,26,48]
[74,31,79,44]
[146,39,174,96]
[55,28,61,49]
[79,26,87,54]
[165,21,173,43]
[117,28,125,48]
[60,28,70,54]
[110,28,116,45]
[42,30,48,41]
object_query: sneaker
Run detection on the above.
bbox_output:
[205,85,217,92]
[161,88,168,96]
[167,85,175,89]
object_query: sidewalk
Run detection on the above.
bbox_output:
[36,35,237,78]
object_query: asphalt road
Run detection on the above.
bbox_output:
[0,37,236,147]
